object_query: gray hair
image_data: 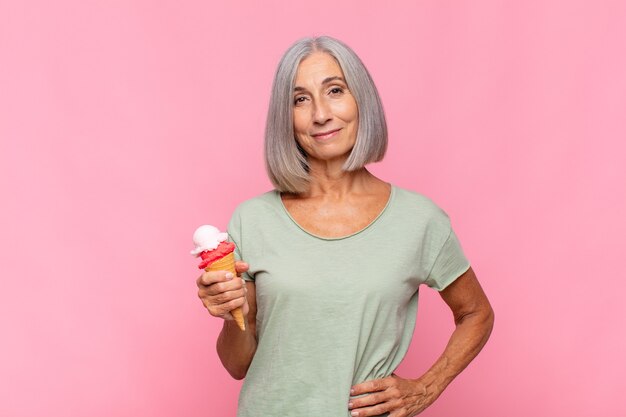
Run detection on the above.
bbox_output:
[264,36,388,193]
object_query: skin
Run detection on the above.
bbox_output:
[196,52,495,415]
[196,263,256,380]
[348,267,494,416]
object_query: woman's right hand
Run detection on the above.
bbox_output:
[196,261,250,321]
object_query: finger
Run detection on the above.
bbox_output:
[351,377,390,396]
[234,261,249,275]
[350,400,395,417]
[221,296,246,313]
[206,288,246,305]
[388,409,408,417]
[207,297,246,319]
[197,270,234,287]
[349,391,387,410]
[204,277,245,297]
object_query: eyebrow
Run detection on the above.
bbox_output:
[294,76,346,92]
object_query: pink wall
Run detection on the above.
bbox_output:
[1,1,624,416]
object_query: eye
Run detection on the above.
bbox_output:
[329,87,344,95]
[294,96,308,105]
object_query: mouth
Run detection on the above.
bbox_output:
[311,128,341,140]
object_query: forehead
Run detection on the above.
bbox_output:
[295,52,344,85]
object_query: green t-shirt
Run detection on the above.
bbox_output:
[227,185,470,417]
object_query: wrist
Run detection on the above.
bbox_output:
[417,364,453,397]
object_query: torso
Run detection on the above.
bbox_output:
[234,185,468,416]
[280,180,392,238]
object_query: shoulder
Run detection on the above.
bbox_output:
[231,190,282,220]
[234,190,276,209]
[391,185,451,227]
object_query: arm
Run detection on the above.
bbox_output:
[416,266,494,399]
[349,267,494,416]
[216,278,258,379]
[197,261,258,380]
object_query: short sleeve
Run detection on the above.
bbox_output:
[227,207,255,282]
[424,227,470,291]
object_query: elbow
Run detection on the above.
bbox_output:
[218,350,250,380]
[456,304,495,331]
[481,305,495,341]
[228,365,249,380]
[466,305,495,347]
[476,301,495,328]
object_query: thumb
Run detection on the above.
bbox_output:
[235,261,249,275]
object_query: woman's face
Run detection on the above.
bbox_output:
[292,52,359,165]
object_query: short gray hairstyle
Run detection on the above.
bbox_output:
[265,36,388,193]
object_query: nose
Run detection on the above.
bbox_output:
[312,99,332,125]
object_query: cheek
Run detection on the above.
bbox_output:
[292,113,309,146]
[293,108,309,129]
[333,99,358,122]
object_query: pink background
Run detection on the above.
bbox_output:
[1,1,624,416]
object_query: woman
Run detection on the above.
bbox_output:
[196,36,494,417]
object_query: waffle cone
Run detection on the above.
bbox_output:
[206,252,246,331]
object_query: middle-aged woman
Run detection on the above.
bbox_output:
[196,36,494,417]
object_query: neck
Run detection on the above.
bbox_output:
[304,164,376,199]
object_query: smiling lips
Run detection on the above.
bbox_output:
[311,128,341,140]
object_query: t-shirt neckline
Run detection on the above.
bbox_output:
[275,184,396,241]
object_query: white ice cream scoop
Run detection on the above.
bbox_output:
[190,225,228,256]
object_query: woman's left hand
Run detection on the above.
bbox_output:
[348,373,438,417]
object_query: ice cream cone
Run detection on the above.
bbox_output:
[205,252,246,331]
